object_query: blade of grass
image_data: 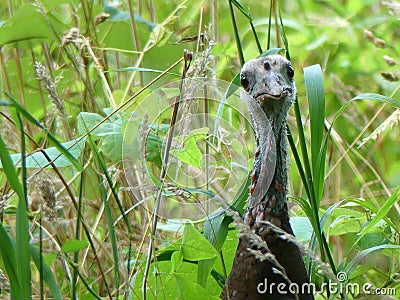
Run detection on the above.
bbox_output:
[322,94,399,214]
[323,94,399,157]
[291,196,313,222]
[142,51,192,300]
[290,67,338,290]
[228,0,244,65]
[348,199,398,233]
[80,114,133,235]
[39,216,44,300]
[0,224,19,298]
[199,174,250,285]
[303,64,326,204]
[292,94,320,236]
[230,0,262,53]
[344,244,400,276]
[0,132,30,299]
[15,113,31,300]
[287,126,312,202]
[302,66,341,282]
[0,130,25,207]
[333,94,399,122]
[108,66,180,77]
[30,246,62,300]
[65,254,102,300]
[85,127,121,295]
[277,3,291,60]
[267,0,273,49]
[5,92,82,171]
[72,171,84,300]
[351,185,400,251]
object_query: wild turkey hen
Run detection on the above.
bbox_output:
[221,55,314,300]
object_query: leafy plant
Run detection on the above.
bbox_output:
[0,0,399,299]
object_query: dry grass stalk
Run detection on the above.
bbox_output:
[34,62,66,119]
[359,109,400,148]
[0,267,10,292]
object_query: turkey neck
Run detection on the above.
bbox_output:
[245,93,293,234]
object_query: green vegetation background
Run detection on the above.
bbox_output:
[0,0,399,299]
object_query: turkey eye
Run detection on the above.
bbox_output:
[240,74,249,91]
[263,61,271,70]
[287,64,294,79]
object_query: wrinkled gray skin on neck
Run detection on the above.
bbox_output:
[221,56,314,300]
[241,55,295,229]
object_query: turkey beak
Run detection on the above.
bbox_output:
[262,73,284,99]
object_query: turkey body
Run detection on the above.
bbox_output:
[221,55,314,300]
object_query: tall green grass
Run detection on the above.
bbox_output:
[0,1,399,299]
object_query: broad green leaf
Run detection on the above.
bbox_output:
[149,24,166,45]
[191,128,210,142]
[329,215,364,236]
[327,208,366,236]
[259,47,285,57]
[0,5,52,46]
[133,260,191,299]
[170,251,183,273]
[142,123,170,171]
[103,5,156,30]
[100,130,123,162]
[347,198,397,230]
[160,87,181,100]
[197,258,215,288]
[198,206,225,287]
[40,0,70,10]
[203,211,230,249]
[78,111,123,162]
[77,112,104,136]
[357,223,391,250]
[44,253,58,266]
[229,172,251,213]
[61,240,89,253]
[170,128,208,169]
[290,216,313,242]
[170,136,202,168]
[145,128,164,169]
[181,224,218,261]
[174,273,219,300]
[157,219,188,233]
[155,228,237,294]
[0,138,86,169]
